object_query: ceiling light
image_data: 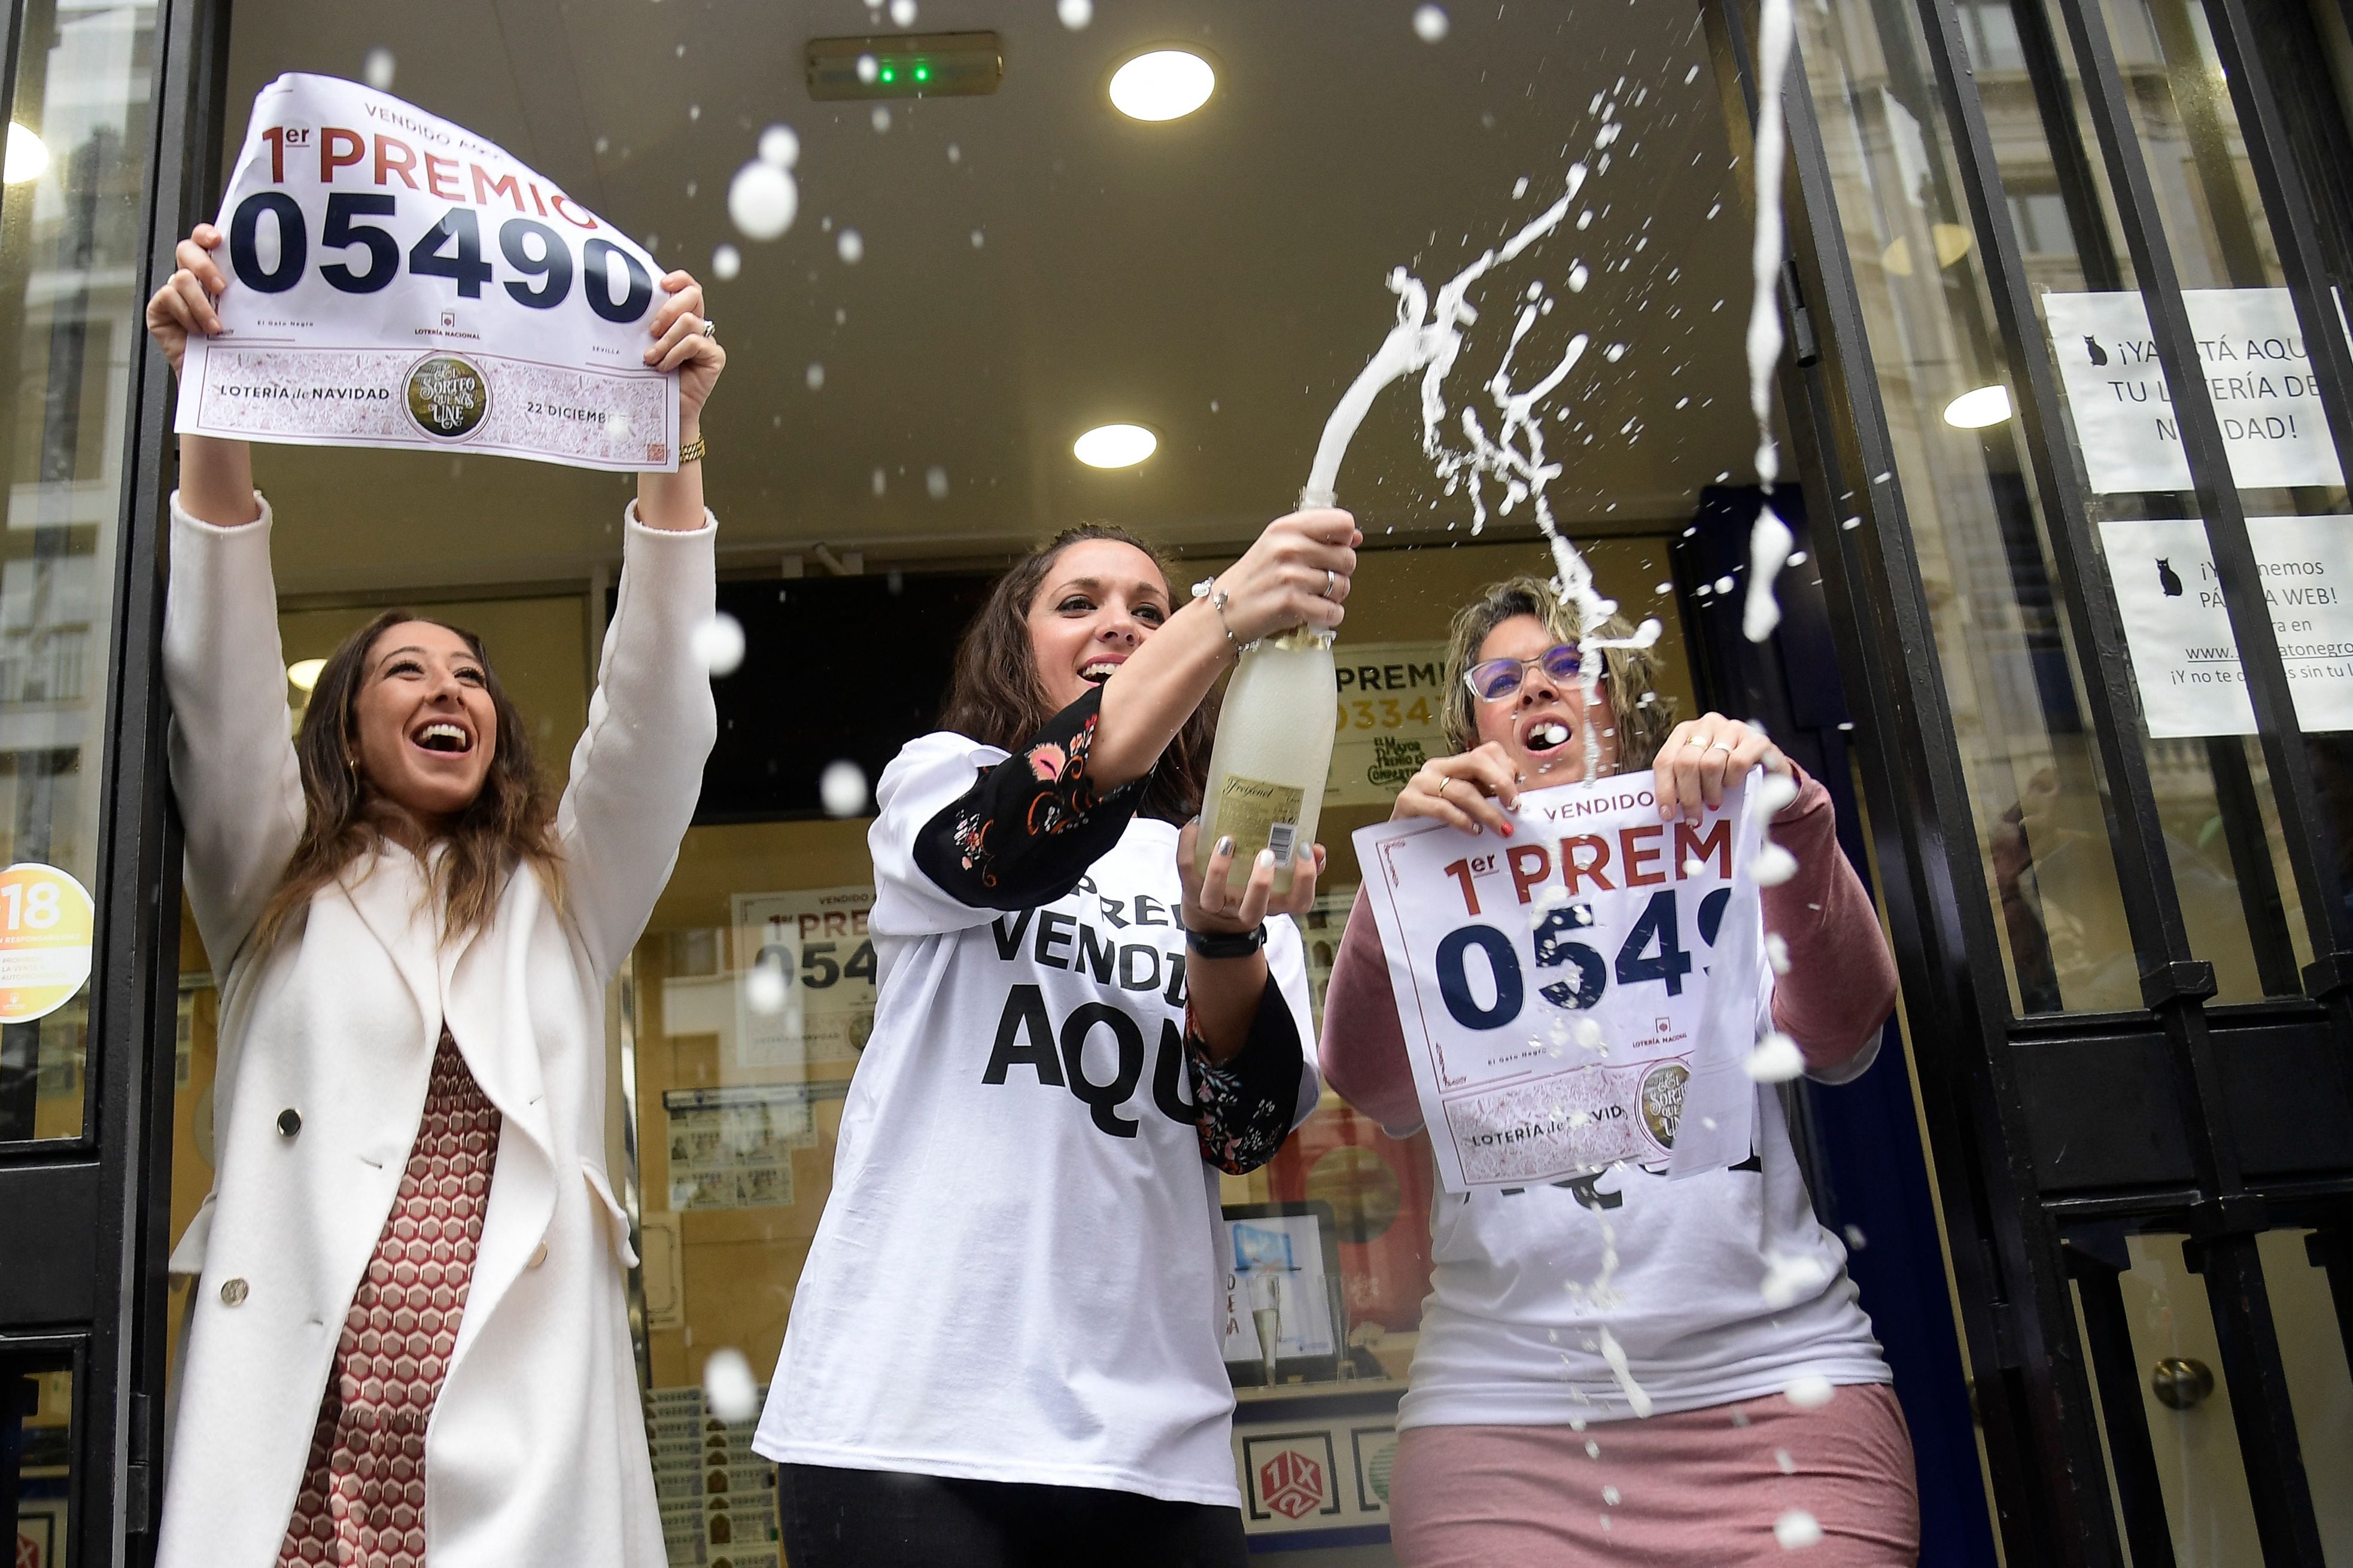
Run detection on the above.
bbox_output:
[5,124,47,184]
[1943,384,2012,429]
[287,657,326,692]
[1109,50,1215,121]
[1074,423,1157,468]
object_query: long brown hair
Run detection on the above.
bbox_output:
[248,609,564,955]
[1438,573,1679,769]
[938,525,1212,824]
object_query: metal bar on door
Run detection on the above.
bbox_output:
[2050,0,2329,1557]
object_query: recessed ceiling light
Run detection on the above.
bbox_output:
[1074,423,1157,468]
[5,124,47,184]
[1109,50,1215,121]
[1942,385,2012,429]
[287,657,327,692]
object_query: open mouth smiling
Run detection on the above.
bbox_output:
[411,720,476,755]
[1079,656,1126,686]
[1519,715,1574,759]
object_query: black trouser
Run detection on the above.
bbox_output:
[777,1462,1251,1568]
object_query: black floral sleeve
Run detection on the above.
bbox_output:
[911,685,1147,911]
[1188,976,1306,1174]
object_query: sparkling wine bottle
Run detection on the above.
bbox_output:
[1196,491,1341,899]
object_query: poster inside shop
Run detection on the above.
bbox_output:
[661,1085,827,1212]
[2042,288,2346,494]
[1326,641,1451,807]
[1353,771,1764,1192]
[177,74,678,471]
[2100,516,2353,737]
[1220,1213,1339,1365]
[732,887,877,1072]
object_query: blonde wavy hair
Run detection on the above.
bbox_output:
[1437,574,1679,769]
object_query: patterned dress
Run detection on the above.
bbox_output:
[277,1032,501,1568]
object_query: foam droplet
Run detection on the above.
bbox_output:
[820,760,871,817]
[727,160,798,240]
[712,243,742,281]
[871,105,892,133]
[837,229,865,264]
[1783,1375,1836,1410]
[1751,842,1799,887]
[926,465,949,500]
[701,1347,759,1423]
[889,0,916,23]
[1744,1032,1804,1083]
[1413,3,1451,41]
[871,468,887,496]
[805,362,825,390]
[759,125,799,168]
[856,53,879,83]
[1058,0,1093,26]
[362,48,396,91]
[1774,1508,1824,1548]
[744,956,787,1015]
[694,612,746,677]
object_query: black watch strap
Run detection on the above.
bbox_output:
[1185,922,1268,960]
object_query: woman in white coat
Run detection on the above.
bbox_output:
[144,223,726,1568]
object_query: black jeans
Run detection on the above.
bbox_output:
[777,1462,1251,1568]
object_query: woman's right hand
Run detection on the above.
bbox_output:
[1213,509,1360,643]
[145,224,227,376]
[1392,741,1521,837]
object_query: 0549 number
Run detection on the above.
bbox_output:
[755,939,878,991]
[226,190,653,321]
[1433,886,1732,1029]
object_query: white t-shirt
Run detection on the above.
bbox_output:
[756,732,1321,1505]
[1398,1077,1891,1429]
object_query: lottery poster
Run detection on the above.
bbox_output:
[731,887,877,1071]
[1352,771,1764,1192]
[178,73,677,470]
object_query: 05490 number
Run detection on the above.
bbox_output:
[1433,886,1732,1029]
[756,939,878,991]
[226,190,653,321]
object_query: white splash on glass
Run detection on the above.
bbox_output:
[744,954,788,1015]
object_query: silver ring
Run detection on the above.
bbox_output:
[1323,568,1336,598]
[1708,739,1735,753]
[701,318,718,339]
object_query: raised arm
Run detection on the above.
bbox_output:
[150,226,301,961]
[1764,768,1898,1080]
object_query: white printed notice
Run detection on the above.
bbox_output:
[2043,288,2344,494]
[1353,772,1764,1193]
[177,74,677,471]
[1327,641,1451,808]
[2100,516,2353,736]
[732,887,877,1071]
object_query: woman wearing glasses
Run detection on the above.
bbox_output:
[1320,575,1919,1564]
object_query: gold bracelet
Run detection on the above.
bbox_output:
[679,435,708,464]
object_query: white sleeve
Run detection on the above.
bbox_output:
[865,732,1014,937]
[1264,914,1326,1128]
[163,492,306,968]
[554,503,720,980]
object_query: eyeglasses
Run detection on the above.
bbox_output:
[1463,643,1591,702]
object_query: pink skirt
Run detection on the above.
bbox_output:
[1388,1383,1919,1566]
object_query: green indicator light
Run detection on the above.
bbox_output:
[914,63,930,81]
[880,65,896,82]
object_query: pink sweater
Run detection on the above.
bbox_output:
[1322,767,1898,1132]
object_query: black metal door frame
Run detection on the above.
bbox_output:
[0,0,225,1562]
[1710,0,2353,1563]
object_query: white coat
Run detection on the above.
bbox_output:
[155,494,716,1568]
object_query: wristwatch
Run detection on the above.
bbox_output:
[1185,923,1268,960]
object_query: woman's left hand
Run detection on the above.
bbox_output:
[646,272,725,427]
[1655,713,1789,822]
[1176,821,1327,934]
